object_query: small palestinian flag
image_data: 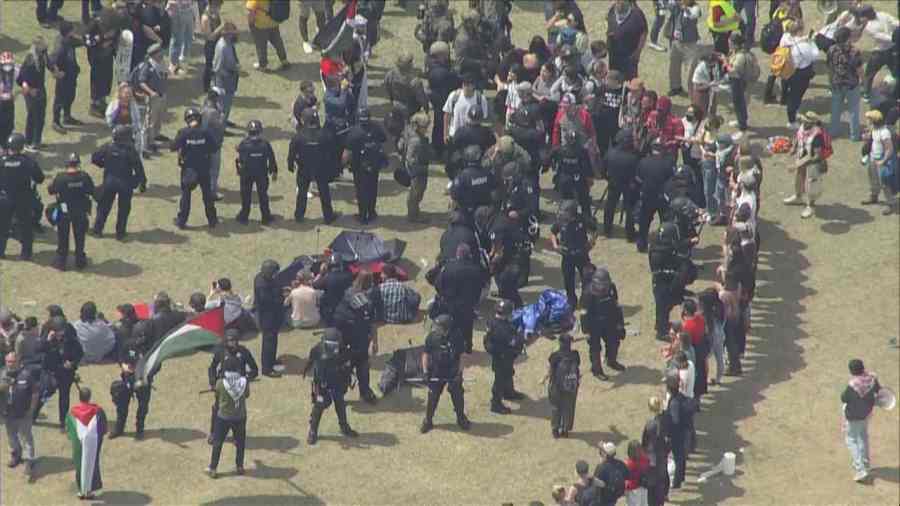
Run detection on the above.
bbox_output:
[313,0,358,56]
[135,306,225,384]
[66,403,108,497]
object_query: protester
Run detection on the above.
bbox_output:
[246,0,290,71]
[783,111,827,219]
[65,387,107,500]
[827,27,863,140]
[200,0,224,92]
[207,356,249,479]
[666,0,701,97]
[841,359,881,483]
[2,352,39,483]
[862,110,897,214]
[285,272,322,329]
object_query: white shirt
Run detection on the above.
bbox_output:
[442,89,489,137]
[780,33,819,69]
[864,12,899,51]
[679,361,696,399]
[205,293,244,325]
[287,286,321,327]
[816,11,857,40]
[871,126,894,161]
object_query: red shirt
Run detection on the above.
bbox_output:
[625,452,651,491]
[683,314,706,346]
[644,111,685,152]
[320,57,345,80]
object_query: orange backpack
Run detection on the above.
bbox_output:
[770,46,795,80]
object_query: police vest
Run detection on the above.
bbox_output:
[558,221,588,256]
[557,151,583,181]
[707,0,739,33]
[239,139,269,174]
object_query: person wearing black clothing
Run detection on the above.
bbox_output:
[84,14,117,117]
[506,98,545,178]
[49,22,83,132]
[581,267,626,380]
[302,328,358,444]
[91,125,147,240]
[648,221,683,340]
[488,211,529,307]
[36,316,84,430]
[420,314,471,433]
[1,352,39,481]
[288,108,340,223]
[603,129,640,240]
[550,130,594,223]
[144,292,189,343]
[665,374,693,489]
[434,244,486,354]
[36,0,64,26]
[451,146,498,214]
[48,153,95,271]
[0,134,44,260]
[447,108,496,179]
[483,300,523,414]
[841,358,881,482]
[500,162,538,234]
[589,70,624,156]
[438,210,479,263]
[110,319,154,439]
[641,396,671,506]
[81,0,104,24]
[235,120,277,225]
[332,290,379,404]
[254,260,283,378]
[426,41,460,157]
[312,254,354,326]
[635,140,674,252]
[206,329,258,444]
[291,80,318,131]
[17,37,51,151]
[606,0,648,80]
[551,200,592,309]
[170,107,219,229]
[545,334,579,438]
[342,109,387,224]
[593,442,629,506]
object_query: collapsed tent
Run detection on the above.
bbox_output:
[512,289,575,338]
[329,231,405,263]
[379,345,427,396]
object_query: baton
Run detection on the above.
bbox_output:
[198,387,214,395]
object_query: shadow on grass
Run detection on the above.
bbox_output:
[201,495,324,506]
[316,431,400,448]
[32,455,73,481]
[815,202,874,235]
[140,427,206,448]
[567,425,629,450]
[245,435,300,452]
[127,227,189,245]
[90,490,153,505]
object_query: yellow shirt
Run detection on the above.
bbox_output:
[246,0,276,29]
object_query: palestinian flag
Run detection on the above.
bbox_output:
[313,0,358,56]
[135,306,225,384]
[66,403,108,497]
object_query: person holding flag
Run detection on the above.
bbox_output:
[65,387,107,500]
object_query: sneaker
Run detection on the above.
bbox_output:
[24,145,38,153]
[787,122,799,129]
[63,117,84,126]
[419,420,433,434]
[205,467,218,479]
[648,42,666,52]
[729,120,740,128]
[801,206,814,219]
[340,425,359,438]
[303,42,313,54]
[783,194,801,205]
[456,416,471,431]
[253,62,267,70]
[854,470,868,482]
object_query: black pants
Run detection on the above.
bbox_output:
[298,9,329,42]
[495,264,523,307]
[0,101,14,149]
[561,253,589,309]
[450,307,475,353]
[260,327,279,374]
[250,26,287,67]
[36,0,63,22]
[56,213,89,266]
[0,204,34,258]
[88,50,114,104]
[604,182,636,239]
[431,108,446,156]
[589,330,620,371]
[671,433,687,487]
[203,41,216,92]
[649,4,666,44]
[295,177,334,221]
[490,358,514,404]
[237,173,272,222]
[764,74,786,103]
[81,0,102,23]
[549,389,577,432]
[177,175,218,226]
[725,317,745,372]
[53,76,78,124]
[712,31,731,55]
[730,78,749,130]
[785,65,815,124]
[94,186,133,237]
[309,385,350,435]
[24,93,47,147]
[425,378,465,421]
[652,277,677,337]
[560,181,592,224]
[353,169,378,221]
[349,351,375,398]
[209,417,246,470]
[638,195,666,249]
[55,370,75,427]
[114,386,151,434]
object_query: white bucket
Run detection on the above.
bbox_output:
[722,452,736,476]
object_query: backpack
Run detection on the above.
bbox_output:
[554,353,579,393]
[770,46,795,79]
[604,463,626,501]
[575,479,603,506]
[268,0,290,23]
[759,20,783,54]
[743,51,761,84]
[816,129,834,161]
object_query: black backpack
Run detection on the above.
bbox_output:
[268,0,290,23]
[759,20,783,54]
[554,353,579,393]
[604,463,626,501]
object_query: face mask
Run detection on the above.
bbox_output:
[686,115,695,122]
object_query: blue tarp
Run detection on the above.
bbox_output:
[512,289,574,337]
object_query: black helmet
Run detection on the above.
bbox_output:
[6,133,25,153]
[501,161,518,180]
[495,299,514,319]
[301,107,320,127]
[113,125,133,144]
[358,108,370,124]
[463,145,482,163]
[433,314,453,337]
[247,120,263,136]
[260,259,280,279]
[184,107,202,124]
[560,199,579,220]
[66,152,81,166]
[321,327,342,360]
[589,267,612,297]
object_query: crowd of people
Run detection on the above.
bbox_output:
[0,0,898,503]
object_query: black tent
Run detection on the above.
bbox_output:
[329,231,405,264]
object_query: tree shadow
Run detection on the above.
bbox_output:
[89,258,144,278]
[608,364,663,390]
[870,466,900,484]
[32,455,73,482]
[140,427,206,449]
[567,425,629,450]
[201,495,324,506]
[316,431,400,448]
[815,203,874,235]
[90,491,153,505]
[128,227,189,245]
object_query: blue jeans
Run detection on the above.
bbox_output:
[169,8,194,66]
[702,159,718,216]
[736,0,757,44]
[830,87,861,140]
[715,177,728,216]
[845,419,870,473]
[222,92,234,122]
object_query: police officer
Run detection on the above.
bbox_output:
[648,221,683,341]
[425,41,460,158]
[302,327,358,444]
[254,259,283,378]
[483,135,532,193]
[332,290,379,404]
[500,161,538,242]
[551,200,593,309]
[170,107,219,230]
[48,153,95,271]
[91,125,147,240]
[235,119,277,225]
[342,109,387,224]
[483,300,523,414]
[434,244,487,354]
[206,328,258,444]
[401,113,432,223]
[110,320,153,439]
[550,129,594,224]
[420,314,471,433]
[603,129,640,240]
[453,10,493,88]
[414,0,455,55]
[635,139,675,253]
[383,51,429,123]
[447,107,496,179]
[451,145,497,214]
[288,108,340,224]
[488,209,529,306]
[506,98,545,177]
[581,267,626,380]
[38,316,84,430]
[0,133,44,260]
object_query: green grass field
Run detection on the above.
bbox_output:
[1,1,898,504]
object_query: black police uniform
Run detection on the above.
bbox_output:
[551,144,594,221]
[36,325,84,427]
[636,153,674,251]
[548,345,580,436]
[422,330,468,428]
[91,140,147,238]
[171,124,219,228]
[439,219,479,263]
[48,169,95,269]
[111,333,153,437]
[551,217,591,308]
[648,223,683,339]
[434,256,486,353]
[501,171,539,247]
[313,266,354,326]
[483,316,522,409]
[344,121,387,223]
[288,124,338,222]
[332,291,378,402]
[507,105,546,176]
[302,337,355,442]
[447,123,495,178]
[206,343,258,438]
[489,215,529,306]
[426,58,461,155]
[451,162,497,214]
[253,269,283,375]
[235,135,277,223]
[602,141,640,239]
[0,153,44,258]
[581,283,626,377]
